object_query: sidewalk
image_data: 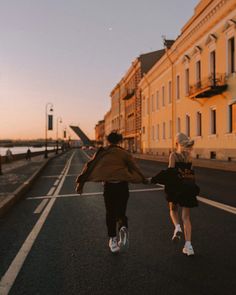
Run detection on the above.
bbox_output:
[0,153,55,217]
[134,153,236,172]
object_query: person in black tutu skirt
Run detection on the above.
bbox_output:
[151,133,199,256]
[167,133,199,256]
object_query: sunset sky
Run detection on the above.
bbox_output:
[0,0,198,140]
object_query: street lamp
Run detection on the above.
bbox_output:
[56,116,62,154]
[0,155,2,175]
[45,103,54,158]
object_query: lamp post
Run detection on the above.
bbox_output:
[56,116,62,154]
[0,155,2,175]
[45,103,54,158]
[61,126,68,152]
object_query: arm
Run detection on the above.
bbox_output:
[75,147,105,193]
[168,152,176,168]
[126,153,145,181]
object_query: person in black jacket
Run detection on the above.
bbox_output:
[151,133,199,256]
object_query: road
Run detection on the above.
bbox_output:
[0,149,235,295]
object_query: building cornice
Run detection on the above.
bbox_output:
[139,0,236,90]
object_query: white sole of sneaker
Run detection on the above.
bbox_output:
[109,246,120,253]
[182,248,194,256]
[118,228,129,250]
[172,231,182,243]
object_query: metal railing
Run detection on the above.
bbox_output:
[123,89,135,100]
[189,73,227,97]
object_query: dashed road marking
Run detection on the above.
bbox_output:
[26,188,236,215]
[27,187,164,200]
[0,151,76,295]
[33,199,49,214]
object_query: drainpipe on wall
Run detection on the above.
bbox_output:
[118,82,121,132]
[143,73,151,153]
[164,39,176,151]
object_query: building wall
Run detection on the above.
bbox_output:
[104,111,112,146]
[95,120,105,146]
[140,0,236,160]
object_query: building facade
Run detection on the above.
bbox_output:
[140,0,236,160]
[104,110,112,145]
[95,120,105,146]
[109,50,165,152]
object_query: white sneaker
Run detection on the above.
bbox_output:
[182,244,195,256]
[118,226,129,250]
[172,227,183,242]
[109,237,120,253]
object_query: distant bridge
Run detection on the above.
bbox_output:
[69,126,93,146]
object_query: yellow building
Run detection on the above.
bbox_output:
[109,50,165,152]
[95,120,105,146]
[103,110,112,146]
[140,0,236,160]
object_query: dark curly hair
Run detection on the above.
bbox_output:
[107,131,123,144]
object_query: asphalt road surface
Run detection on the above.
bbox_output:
[0,149,235,295]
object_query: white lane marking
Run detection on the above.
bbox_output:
[130,188,164,193]
[41,175,59,179]
[80,149,92,160]
[197,196,236,215]
[26,187,165,200]
[54,179,60,186]
[33,199,49,214]
[47,187,55,196]
[0,151,76,295]
[0,198,56,295]
[155,182,236,215]
[26,189,236,215]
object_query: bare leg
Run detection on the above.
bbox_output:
[169,202,179,227]
[182,207,192,242]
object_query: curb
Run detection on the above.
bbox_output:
[134,154,236,172]
[0,152,65,218]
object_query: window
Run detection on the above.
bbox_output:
[185,68,190,95]
[177,117,181,133]
[142,97,145,116]
[156,124,160,140]
[210,108,216,134]
[162,122,166,139]
[186,115,190,137]
[169,120,172,138]
[228,37,235,74]
[196,60,201,87]
[142,126,145,134]
[176,75,180,99]
[146,97,149,115]
[168,81,172,103]
[152,126,155,140]
[156,91,159,110]
[151,95,155,112]
[196,112,202,136]
[210,51,216,84]
[162,86,165,106]
[228,103,236,133]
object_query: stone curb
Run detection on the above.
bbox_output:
[0,152,65,218]
[134,154,236,172]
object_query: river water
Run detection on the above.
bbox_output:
[0,146,55,156]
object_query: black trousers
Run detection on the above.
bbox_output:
[103,182,129,237]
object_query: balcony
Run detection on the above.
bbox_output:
[123,89,135,100]
[189,73,227,99]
